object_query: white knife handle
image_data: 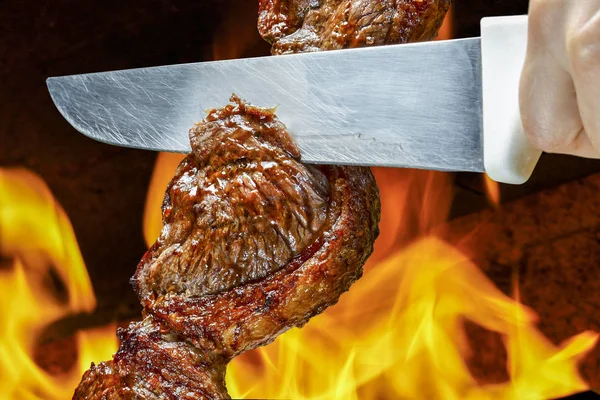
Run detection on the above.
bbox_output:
[481,15,542,184]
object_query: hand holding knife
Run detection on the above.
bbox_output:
[46,1,600,185]
[520,0,600,160]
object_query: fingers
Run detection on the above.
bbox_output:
[568,8,600,154]
[519,0,600,158]
[519,47,596,157]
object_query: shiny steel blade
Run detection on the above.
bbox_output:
[47,38,484,172]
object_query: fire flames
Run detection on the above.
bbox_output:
[2,165,594,400]
[0,168,117,399]
[227,234,597,399]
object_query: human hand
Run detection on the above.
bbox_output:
[520,0,600,157]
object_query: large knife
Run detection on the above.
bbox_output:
[47,15,539,184]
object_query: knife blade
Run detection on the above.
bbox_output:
[46,15,541,184]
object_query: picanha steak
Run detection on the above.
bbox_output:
[73,1,450,398]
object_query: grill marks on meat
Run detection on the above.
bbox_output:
[74,1,451,398]
[258,0,452,54]
[134,98,330,298]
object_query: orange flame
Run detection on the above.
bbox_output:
[226,236,596,399]
[485,175,501,208]
[0,168,118,399]
[436,5,453,41]
[143,152,185,246]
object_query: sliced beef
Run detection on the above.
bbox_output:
[73,1,451,398]
[258,0,452,54]
[133,97,330,299]
[141,98,379,357]
[132,96,379,360]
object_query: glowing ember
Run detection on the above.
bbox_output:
[485,175,501,208]
[0,168,118,399]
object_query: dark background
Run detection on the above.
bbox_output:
[2,0,599,329]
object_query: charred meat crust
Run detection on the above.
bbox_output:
[134,95,379,357]
[146,161,380,357]
[258,0,452,54]
[74,318,228,400]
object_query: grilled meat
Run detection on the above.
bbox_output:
[74,96,379,400]
[75,317,228,399]
[258,0,451,54]
[134,97,379,358]
[133,98,331,300]
[73,1,450,398]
